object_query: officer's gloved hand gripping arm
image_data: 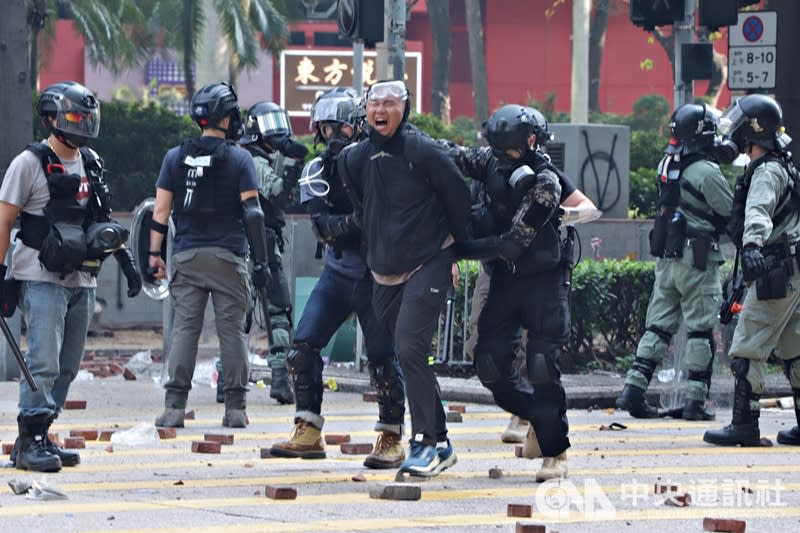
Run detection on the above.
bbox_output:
[454,167,562,261]
[242,196,272,289]
[0,201,21,316]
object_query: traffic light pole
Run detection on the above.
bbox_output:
[673,0,696,109]
[388,0,406,81]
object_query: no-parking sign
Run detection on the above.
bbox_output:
[728,11,777,90]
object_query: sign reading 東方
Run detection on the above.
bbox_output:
[280,50,422,117]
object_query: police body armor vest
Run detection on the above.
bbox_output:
[649,153,725,258]
[19,143,120,277]
[727,152,800,249]
[172,138,241,221]
[484,156,562,275]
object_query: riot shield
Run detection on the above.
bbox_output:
[129,197,171,300]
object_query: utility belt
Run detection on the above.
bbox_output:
[651,209,717,270]
[19,213,128,277]
[754,239,800,301]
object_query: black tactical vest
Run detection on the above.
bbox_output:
[172,138,240,218]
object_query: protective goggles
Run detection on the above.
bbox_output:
[255,109,291,137]
[367,80,408,102]
[54,98,100,138]
[717,101,747,137]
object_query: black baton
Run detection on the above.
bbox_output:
[0,315,38,391]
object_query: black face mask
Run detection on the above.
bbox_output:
[226,111,244,141]
[710,137,740,165]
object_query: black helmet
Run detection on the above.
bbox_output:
[485,104,535,162]
[310,87,363,152]
[667,103,717,155]
[524,106,553,149]
[38,81,100,148]
[241,101,292,145]
[718,94,783,151]
[190,82,243,140]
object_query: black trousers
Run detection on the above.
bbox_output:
[474,264,571,457]
[372,248,454,447]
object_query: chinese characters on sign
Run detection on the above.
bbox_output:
[281,50,422,117]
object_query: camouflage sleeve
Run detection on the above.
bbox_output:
[438,141,493,179]
[254,155,285,200]
[507,168,562,248]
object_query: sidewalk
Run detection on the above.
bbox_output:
[77,329,795,410]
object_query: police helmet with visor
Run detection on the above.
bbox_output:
[667,103,718,155]
[38,81,100,148]
[241,101,292,145]
[310,87,363,151]
[190,82,243,140]
[717,94,783,151]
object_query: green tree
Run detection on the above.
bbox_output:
[142,0,289,99]
[27,0,149,89]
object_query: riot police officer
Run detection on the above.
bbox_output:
[451,104,596,481]
[239,101,308,405]
[0,81,141,472]
[270,88,406,469]
[616,103,733,421]
[704,94,800,447]
[149,82,267,429]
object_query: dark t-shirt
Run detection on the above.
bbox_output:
[156,136,259,255]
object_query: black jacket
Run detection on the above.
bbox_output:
[338,124,470,275]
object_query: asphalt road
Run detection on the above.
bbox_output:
[1,378,799,533]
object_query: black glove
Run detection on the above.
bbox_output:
[114,248,142,298]
[271,135,309,160]
[252,261,271,288]
[497,234,526,261]
[282,163,302,185]
[0,264,19,317]
[741,244,768,282]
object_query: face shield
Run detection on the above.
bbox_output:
[54,96,100,139]
[717,101,747,137]
[255,109,291,137]
[311,96,358,126]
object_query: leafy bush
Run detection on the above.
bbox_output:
[566,259,655,372]
[628,167,658,219]
[630,129,669,171]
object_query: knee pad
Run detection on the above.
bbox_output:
[526,351,558,385]
[368,356,405,397]
[286,343,323,378]
[474,351,503,386]
[647,325,672,345]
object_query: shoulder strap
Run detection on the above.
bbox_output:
[25,142,64,177]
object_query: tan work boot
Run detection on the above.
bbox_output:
[363,431,405,469]
[535,452,568,482]
[520,423,542,458]
[269,421,326,459]
[501,415,527,444]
